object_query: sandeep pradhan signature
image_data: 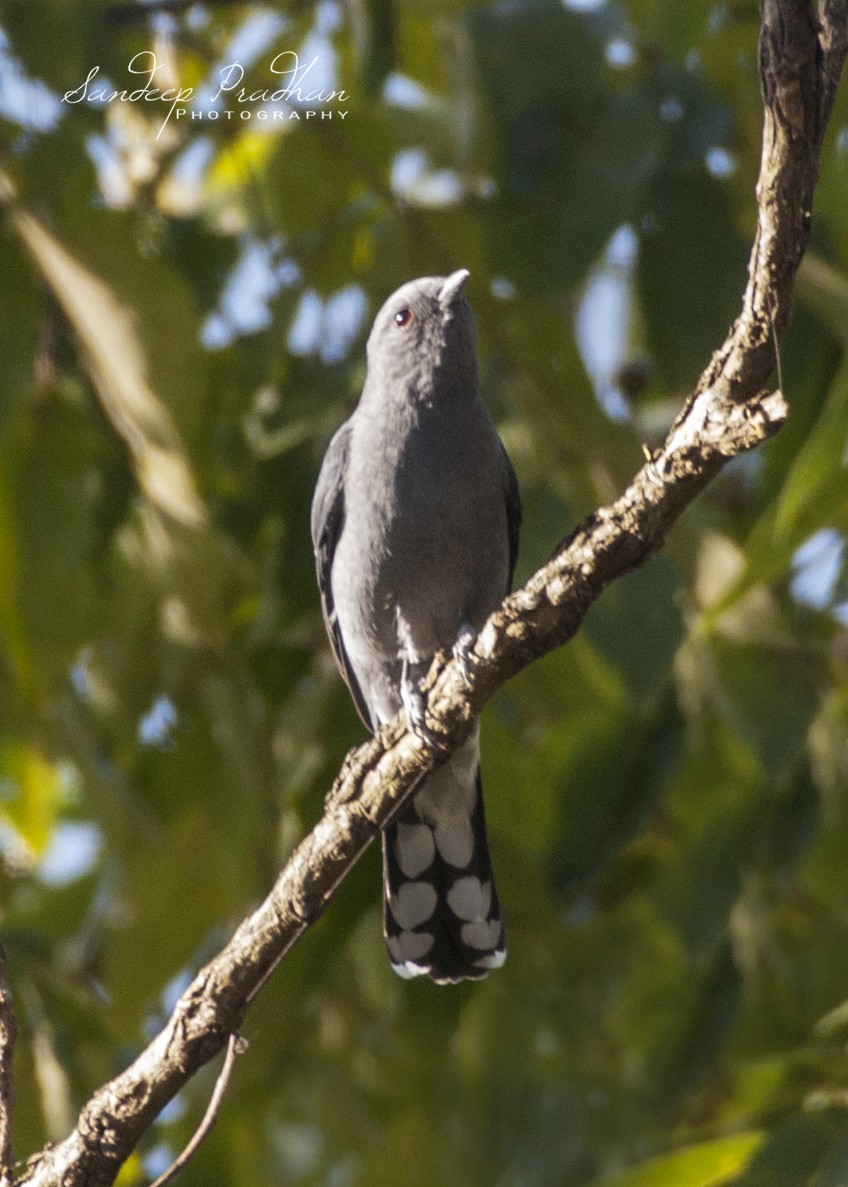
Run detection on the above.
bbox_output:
[62,50,350,140]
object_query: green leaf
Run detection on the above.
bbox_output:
[797,252,848,346]
[728,355,848,601]
[0,458,39,703]
[732,1114,842,1187]
[7,194,206,528]
[583,1131,765,1187]
[704,637,819,782]
[0,741,64,859]
[638,169,749,388]
[468,3,660,294]
[584,555,684,707]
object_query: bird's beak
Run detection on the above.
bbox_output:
[438,268,470,307]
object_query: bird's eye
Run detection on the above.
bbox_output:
[394,308,414,328]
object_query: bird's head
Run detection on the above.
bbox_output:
[364,270,479,405]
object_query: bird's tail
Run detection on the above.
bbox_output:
[382,733,505,983]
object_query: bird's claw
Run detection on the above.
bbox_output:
[401,682,444,751]
[401,663,448,753]
[452,623,478,687]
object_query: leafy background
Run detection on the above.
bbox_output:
[2,1,848,1185]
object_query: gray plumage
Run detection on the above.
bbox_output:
[311,270,520,983]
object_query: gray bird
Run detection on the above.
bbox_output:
[311,269,520,983]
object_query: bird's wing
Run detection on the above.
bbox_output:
[501,441,522,591]
[311,421,374,731]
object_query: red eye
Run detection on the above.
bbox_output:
[394,308,414,327]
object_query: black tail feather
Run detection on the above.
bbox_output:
[382,767,505,984]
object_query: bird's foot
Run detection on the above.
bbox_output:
[452,622,478,687]
[401,658,447,753]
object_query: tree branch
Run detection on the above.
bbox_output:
[18,2,848,1184]
[147,1034,247,1187]
[0,942,16,1187]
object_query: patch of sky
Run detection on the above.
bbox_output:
[294,31,338,102]
[287,290,324,355]
[605,38,637,70]
[38,821,102,887]
[86,133,133,209]
[185,5,209,32]
[144,1145,176,1180]
[222,8,288,73]
[288,285,367,363]
[491,277,516,300]
[709,4,732,33]
[138,694,178,748]
[562,0,607,11]
[660,95,684,122]
[705,145,736,178]
[383,72,432,111]
[70,648,92,699]
[198,8,287,112]
[277,258,301,287]
[0,27,63,131]
[390,148,464,207]
[142,967,194,1041]
[157,1095,187,1125]
[163,968,194,1014]
[157,135,216,214]
[574,224,638,422]
[791,529,845,615]
[316,0,343,35]
[202,236,300,349]
[391,147,428,192]
[169,135,215,185]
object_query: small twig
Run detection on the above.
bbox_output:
[148,1032,247,1187]
[0,942,17,1187]
[767,292,785,396]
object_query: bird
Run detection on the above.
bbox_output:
[311,269,520,983]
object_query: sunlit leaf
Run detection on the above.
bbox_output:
[0,742,64,859]
[583,1131,765,1187]
[113,1154,145,1187]
[4,179,206,528]
[30,1006,74,1141]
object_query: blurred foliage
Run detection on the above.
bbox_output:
[2,1,848,1185]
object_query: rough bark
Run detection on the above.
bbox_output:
[0,944,16,1187]
[16,2,848,1184]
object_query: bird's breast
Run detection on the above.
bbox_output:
[335,405,508,660]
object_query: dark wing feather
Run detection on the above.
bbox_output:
[311,421,373,731]
[500,441,522,591]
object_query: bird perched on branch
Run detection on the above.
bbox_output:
[311,270,520,983]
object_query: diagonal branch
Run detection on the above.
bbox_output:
[18,2,848,1185]
[0,942,16,1187]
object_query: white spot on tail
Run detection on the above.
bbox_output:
[474,947,506,970]
[395,822,435,878]
[389,881,437,929]
[461,919,502,951]
[387,931,435,964]
[447,876,491,922]
[433,819,474,867]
